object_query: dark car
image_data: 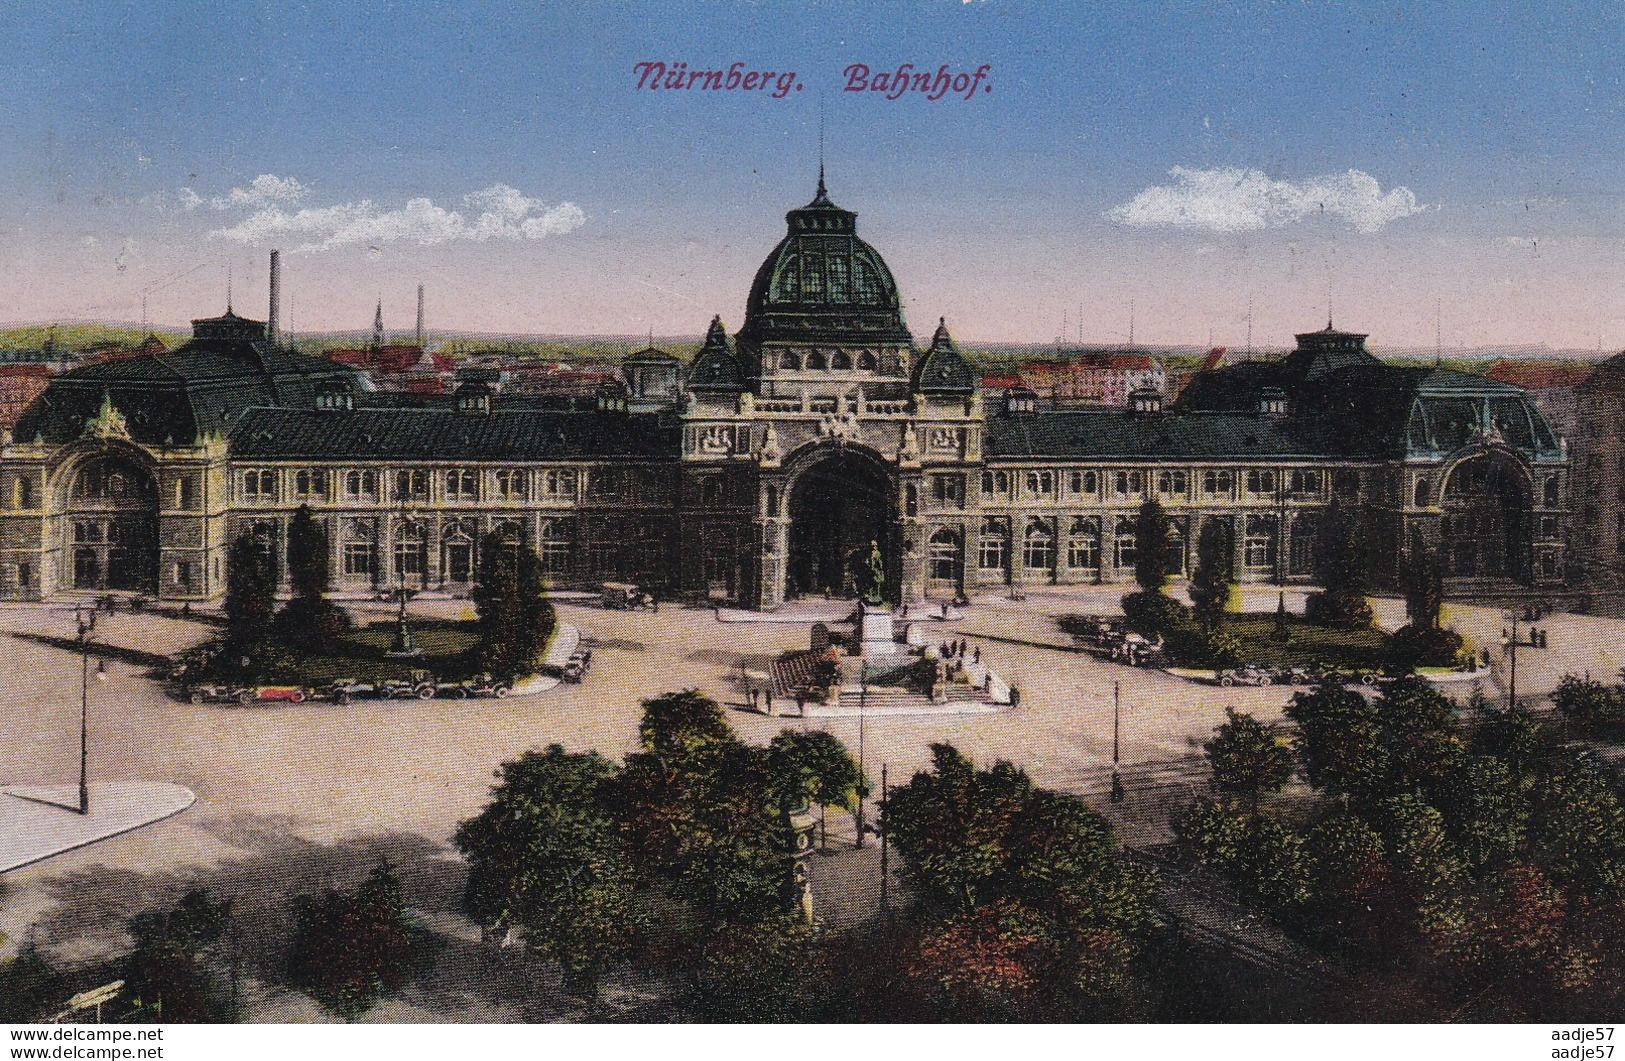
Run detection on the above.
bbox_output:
[440,673,512,699]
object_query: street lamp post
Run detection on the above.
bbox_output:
[1110,679,1125,803]
[389,493,420,657]
[1502,609,1520,711]
[75,608,107,816]
[854,664,869,849]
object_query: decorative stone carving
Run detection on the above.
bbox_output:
[898,422,920,464]
[759,423,782,466]
[81,390,131,441]
[818,412,858,442]
[738,391,755,416]
[698,425,734,454]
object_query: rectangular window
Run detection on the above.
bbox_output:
[445,469,479,501]
[931,475,964,507]
[343,542,375,576]
[497,469,528,500]
[17,561,31,587]
[175,560,192,588]
[395,469,429,501]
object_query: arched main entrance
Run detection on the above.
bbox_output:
[63,454,159,592]
[1441,452,1530,581]
[785,449,896,600]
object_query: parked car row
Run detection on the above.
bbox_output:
[179,667,516,705]
[1213,663,1384,688]
[546,648,593,684]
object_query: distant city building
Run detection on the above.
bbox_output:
[77,335,170,367]
[1570,352,1625,597]
[1014,350,1167,406]
[1485,359,1590,442]
[0,365,50,432]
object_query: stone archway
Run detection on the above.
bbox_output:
[59,452,159,593]
[1441,451,1531,581]
[784,447,897,601]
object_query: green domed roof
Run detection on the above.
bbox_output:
[912,318,976,396]
[685,315,745,392]
[738,174,911,348]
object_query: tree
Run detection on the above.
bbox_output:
[223,532,276,654]
[907,899,1058,1020]
[1402,544,1445,630]
[276,504,350,650]
[1133,499,1170,593]
[470,533,555,677]
[1284,682,1390,805]
[609,695,792,929]
[1439,755,1530,871]
[1305,499,1372,629]
[1529,756,1625,899]
[287,860,433,1021]
[1203,708,1295,814]
[123,889,236,1023]
[687,915,817,1022]
[1188,518,1234,631]
[1376,793,1469,950]
[883,743,1158,1014]
[1551,673,1624,729]
[1469,696,1543,783]
[0,945,66,1023]
[765,729,863,849]
[1374,678,1467,802]
[1305,811,1391,948]
[453,746,636,998]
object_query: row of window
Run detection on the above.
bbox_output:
[922,514,1295,579]
[776,349,881,371]
[241,468,582,503]
[962,468,1330,505]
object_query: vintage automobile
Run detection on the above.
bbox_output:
[439,673,513,699]
[377,670,437,700]
[601,581,656,611]
[1274,665,1315,686]
[222,685,312,705]
[324,678,384,705]
[186,683,243,705]
[1216,665,1275,688]
[561,649,593,683]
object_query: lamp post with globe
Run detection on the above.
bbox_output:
[75,606,108,815]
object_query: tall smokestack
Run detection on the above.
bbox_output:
[267,250,281,342]
[415,282,424,348]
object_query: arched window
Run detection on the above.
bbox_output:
[779,350,801,370]
[342,521,375,578]
[857,350,877,370]
[1067,517,1100,571]
[393,521,427,582]
[538,520,571,575]
[1164,520,1187,576]
[493,519,524,547]
[764,485,779,516]
[978,518,1008,572]
[905,483,918,517]
[1022,519,1055,573]
[497,469,527,500]
[1544,476,1559,508]
[1113,517,1137,570]
[1414,476,1431,508]
[1244,515,1278,570]
[805,348,827,370]
[16,477,32,508]
[831,350,852,370]
[701,477,723,506]
[928,528,962,583]
[981,470,995,497]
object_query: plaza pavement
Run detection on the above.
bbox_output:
[0,586,1619,1020]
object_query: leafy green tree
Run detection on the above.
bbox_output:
[0,945,67,1022]
[637,689,733,761]
[765,729,863,848]
[1305,499,1372,629]
[1188,518,1234,631]
[1438,755,1530,871]
[1171,797,1249,874]
[1305,811,1391,948]
[1235,815,1313,911]
[453,746,636,999]
[123,889,236,1023]
[1284,682,1390,805]
[1376,793,1469,949]
[470,533,555,677]
[907,898,1058,1021]
[223,532,276,654]
[287,860,433,1021]
[276,504,351,650]
[1203,708,1295,814]
[1551,673,1624,729]
[687,915,817,1022]
[1374,678,1467,802]
[1133,499,1170,593]
[1529,756,1625,899]
[1469,697,1543,783]
[1402,544,1445,630]
[609,695,791,928]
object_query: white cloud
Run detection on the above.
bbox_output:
[214,174,309,210]
[211,182,586,252]
[1109,166,1429,234]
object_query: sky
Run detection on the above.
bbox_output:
[0,0,1620,350]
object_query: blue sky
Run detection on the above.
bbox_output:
[0,0,1619,349]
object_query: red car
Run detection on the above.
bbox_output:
[233,685,312,705]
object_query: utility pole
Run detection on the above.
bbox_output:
[1504,610,1519,711]
[879,763,889,914]
[855,666,868,849]
[1110,680,1125,803]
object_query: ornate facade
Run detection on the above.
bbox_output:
[0,178,1570,606]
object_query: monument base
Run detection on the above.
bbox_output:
[858,603,895,657]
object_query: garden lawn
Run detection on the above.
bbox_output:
[202,618,483,686]
[1207,616,1390,670]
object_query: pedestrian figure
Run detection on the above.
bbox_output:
[958,638,968,656]
[973,646,981,664]
[941,602,949,619]
[795,691,805,713]
[765,688,774,714]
